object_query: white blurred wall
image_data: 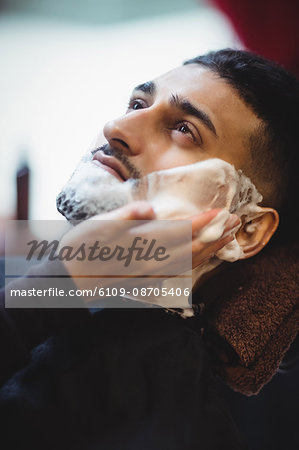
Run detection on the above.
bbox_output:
[0,8,239,220]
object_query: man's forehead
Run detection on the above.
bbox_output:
[146,64,225,98]
[134,64,243,113]
[154,63,209,85]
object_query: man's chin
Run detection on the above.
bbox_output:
[56,158,133,224]
[56,190,128,224]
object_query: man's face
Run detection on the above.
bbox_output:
[57,64,263,222]
[102,64,261,177]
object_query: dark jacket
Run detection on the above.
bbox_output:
[0,263,246,450]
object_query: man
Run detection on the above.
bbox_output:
[0,49,298,450]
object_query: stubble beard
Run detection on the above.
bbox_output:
[56,148,138,224]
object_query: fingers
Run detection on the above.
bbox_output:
[222,214,241,235]
[61,201,156,255]
[88,201,156,241]
[191,209,224,238]
[192,233,235,268]
[130,218,191,250]
[190,209,241,269]
[191,209,240,241]
[207,232,235,256]
[91,201,156,221]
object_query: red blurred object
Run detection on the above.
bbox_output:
[211,0,299,77]
[16,163,30,220]
[0,163,30,255]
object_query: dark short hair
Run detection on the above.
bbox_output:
[184,49,299,242]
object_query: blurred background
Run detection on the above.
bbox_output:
[0,3,298,449]
[0,0,238,228]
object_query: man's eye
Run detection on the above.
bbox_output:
[172,121,202,145]
[127,99,146,111]
[175,122,195,140]
[177,123,192,134]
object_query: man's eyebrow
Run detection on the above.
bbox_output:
[133,81,156,96]
[170,94,218,138]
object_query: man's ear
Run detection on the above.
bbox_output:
[236,208,279,259]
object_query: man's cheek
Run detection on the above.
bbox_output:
[131,158,263,263]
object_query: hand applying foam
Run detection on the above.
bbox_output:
[191,209,241,269]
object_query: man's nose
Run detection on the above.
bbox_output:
[103,111,149,156]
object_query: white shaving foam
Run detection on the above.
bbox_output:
[57,154,263,314]
[132,158,263,263]
[197,209,230,243]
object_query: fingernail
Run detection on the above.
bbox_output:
[226,214,240,229]
[135,202,155,218]
[221,232,235,244]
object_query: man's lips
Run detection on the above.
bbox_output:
[92,151,129,182]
